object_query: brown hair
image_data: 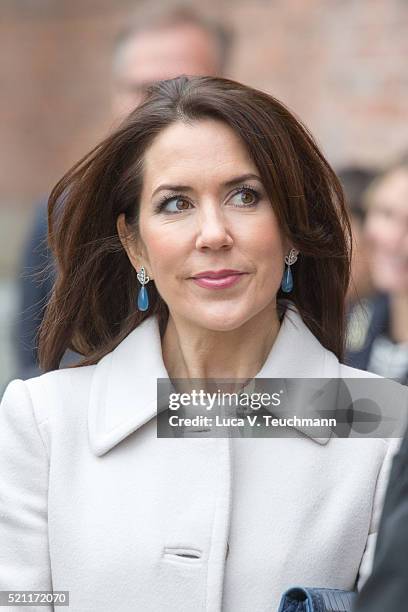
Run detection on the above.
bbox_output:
[38,75,352,371]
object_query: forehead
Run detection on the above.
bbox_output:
[117,25,219,82]
[142,120,257,189]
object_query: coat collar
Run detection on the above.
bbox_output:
[88,302,341,456]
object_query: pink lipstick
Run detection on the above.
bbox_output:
[190,269,247,289]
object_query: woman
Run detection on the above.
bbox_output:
[345,157,408,384]
[0,76,398,611]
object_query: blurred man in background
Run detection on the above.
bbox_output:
[14,7,232,379]
[111,7,232,119]
[342,160,408,384]
[355,156,408,384]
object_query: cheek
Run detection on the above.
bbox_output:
[141,223,187,276]
[245,217,286,267]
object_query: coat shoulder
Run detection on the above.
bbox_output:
[20,363,98,428]
[339,363,382,379]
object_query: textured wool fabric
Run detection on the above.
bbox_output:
[0,303,401,612]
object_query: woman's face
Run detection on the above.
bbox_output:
[118,118,290,331]
[364,168,408,294]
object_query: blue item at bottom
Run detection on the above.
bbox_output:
[277,587,356,612]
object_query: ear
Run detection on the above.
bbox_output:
[284,237,299,257]
[116,213,142,270]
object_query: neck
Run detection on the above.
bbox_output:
[161,302,282,387]
[389,292,408,343]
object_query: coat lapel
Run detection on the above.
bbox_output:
[88,315,168,457]
[88,302,341,456]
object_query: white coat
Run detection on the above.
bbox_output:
[0,303,399,612]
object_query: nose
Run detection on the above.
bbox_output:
[195,203,234,251]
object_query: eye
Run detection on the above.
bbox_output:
[229,186,260,207]
[156,195,192,214]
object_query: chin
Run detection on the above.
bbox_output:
[188,307,251,332]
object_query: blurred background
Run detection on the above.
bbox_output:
[1,0,408,392]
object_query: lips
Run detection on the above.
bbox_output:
[190,270,248,290]
[192,269,245,279]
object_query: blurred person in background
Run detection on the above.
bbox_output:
[111,6,232,120]
[346,156,408,384]
[14,6,232,380]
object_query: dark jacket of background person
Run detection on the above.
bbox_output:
[345,293,408,386]
[14,201,54,379]
[14,201,78,379]
[353,426,408,612]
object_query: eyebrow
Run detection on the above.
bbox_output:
[151,173,263,199]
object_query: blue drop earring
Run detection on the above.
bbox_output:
[281,248,299,293]
[136,266,150,311]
